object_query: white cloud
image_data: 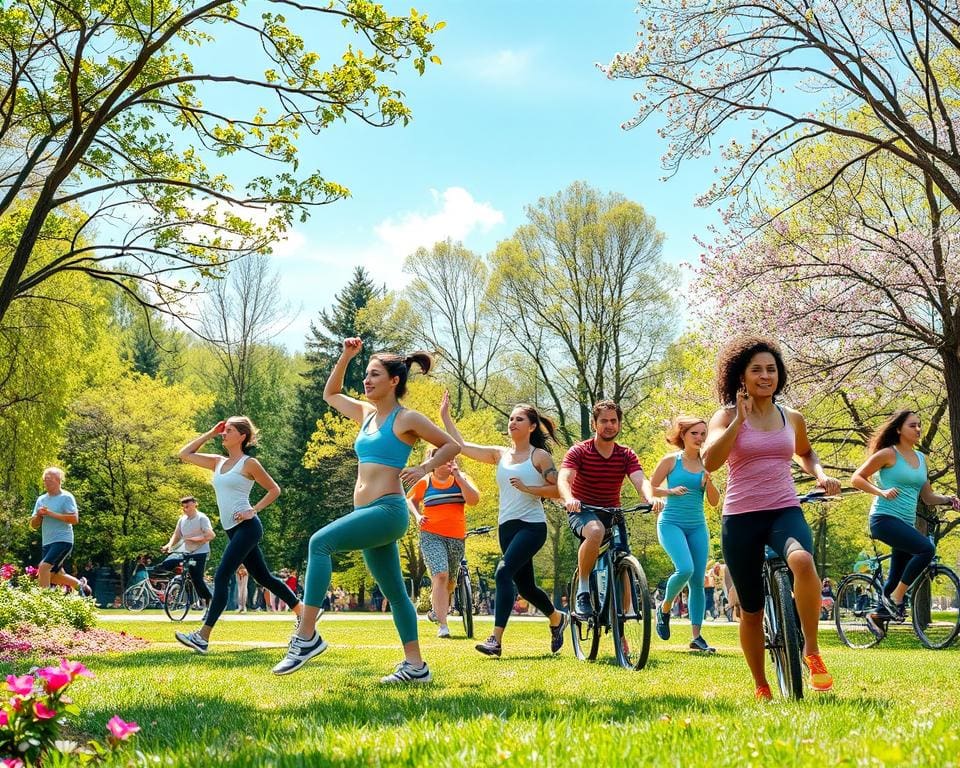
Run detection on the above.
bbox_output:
[467,48,536,84]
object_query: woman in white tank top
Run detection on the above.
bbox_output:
[441,392,570,657]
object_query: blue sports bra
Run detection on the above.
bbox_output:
[354,406,414,469]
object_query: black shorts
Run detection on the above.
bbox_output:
[567,509,611,539]
[40,542,74,573]
[721,507,813,613]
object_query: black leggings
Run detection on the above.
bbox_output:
[870,514,935,595]
[205,516,299,628]
[187,553,213,602]
[494,520,555,629]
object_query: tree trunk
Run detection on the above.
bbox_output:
[940,348,960,491]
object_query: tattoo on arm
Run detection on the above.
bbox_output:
[542,465,559,484]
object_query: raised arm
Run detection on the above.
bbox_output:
[789,409,840,495]
[702,404,741,473]
[179,422,226,470]
[324,337,373,424]
[439,390,503,465]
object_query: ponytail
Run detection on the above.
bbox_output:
[371,351,433,398]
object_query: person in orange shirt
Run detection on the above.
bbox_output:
[407,447,480,638]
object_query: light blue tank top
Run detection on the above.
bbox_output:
[870,448,927,525]
[354,407,414,469]
[660,453,707,527]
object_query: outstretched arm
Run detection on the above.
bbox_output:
[439,390,503,465]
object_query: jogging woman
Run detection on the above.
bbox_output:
[850,409,960,636]
[272,338,459,683]
[175,416,301,653]
[440,391,569,657]
[649,416,720,651]
[703,336,839,699]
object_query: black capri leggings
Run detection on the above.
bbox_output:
[870,514,935,596]
[721,506,813,613]
[205,516,299,628]
[494,520,556,629]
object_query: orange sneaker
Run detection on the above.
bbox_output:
[755,684,773,701]
[803,653,833,692]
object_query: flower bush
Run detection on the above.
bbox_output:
[0,624,148,664]
[0,578,96,633]
[0,660,139,766]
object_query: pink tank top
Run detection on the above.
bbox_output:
[723,408,798,516]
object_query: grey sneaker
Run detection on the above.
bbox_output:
[380,660,432,684]
[175,630,208,654]
[272,631,328,675]
[550,612,569,653]
[689,635,716,653]
[426,609,438,624]
[573,592,593,620]
[475,634,502,657]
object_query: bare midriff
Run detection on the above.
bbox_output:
[354,463,404,508]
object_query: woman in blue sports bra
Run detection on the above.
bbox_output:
[272,337,460,683]
[851,409,959,635]
[650,416,720,652]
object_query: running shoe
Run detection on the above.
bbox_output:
[550,612,569,653]
[175,630,209,654]
[881,593,906,622]
[380,660,432,684]
[755,684,773,701]
[272,631,327,675]
[437,625,451,639]
[426,609,439,624]
[573,592,593,620]
[475,634,502,657]
[656,606,671,640]
[689,635,715,653]
[802,653,834,692]
[865,607,889,640]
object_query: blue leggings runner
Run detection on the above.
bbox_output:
[657,519,709,625]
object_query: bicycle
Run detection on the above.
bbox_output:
[834,510,960,650]
[163,555,208,622]
[567,503,653,671]
[450,526,493,639]
[122,569,169,611]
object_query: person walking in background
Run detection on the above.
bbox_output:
[236,564,249,613]
[159,496,216,610]
[704,563,717,621]
[29,467,90,596]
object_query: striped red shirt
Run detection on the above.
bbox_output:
[561,439,642,508]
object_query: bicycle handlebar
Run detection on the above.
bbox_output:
[580,503,653,515]
[465,526,493,537]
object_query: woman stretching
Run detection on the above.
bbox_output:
[702,337,839,699]
[850,409,960,637]
[649,416,720,651]
[272,338,459,683]
[440,391,568,657]
[175,416,301,653]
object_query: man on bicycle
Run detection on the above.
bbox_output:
[558,400,661,620]
[159,496,215,609]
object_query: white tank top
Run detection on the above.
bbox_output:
[212,456,254,531]
[495,450,546,525]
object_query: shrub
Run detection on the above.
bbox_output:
[416,586,432,613]
[0,583,96,633]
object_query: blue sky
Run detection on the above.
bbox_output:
[262,1,718,351]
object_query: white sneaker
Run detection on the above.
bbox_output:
[437,626,451,639]
[272,632,328,675]
[380,660,432,684]
[175,630,209,654]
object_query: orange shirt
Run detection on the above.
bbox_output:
[407,474,468,539]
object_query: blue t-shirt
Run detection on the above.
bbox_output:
[660,453,707,527]
[33,491,77,546]
[870,449,927,526]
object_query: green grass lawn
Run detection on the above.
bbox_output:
[4,615,960,767]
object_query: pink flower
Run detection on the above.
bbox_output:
[24,566,38,578]
[0,564,15,580]
[59,660,93,680]
[38,667,72,693]
[0,709,8,727]
[5,675,34,696]
[106,715,140,741]
[2,758,25,768]
[32,701,56,720]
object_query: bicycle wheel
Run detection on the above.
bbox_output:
[913,565,960,649]
[458,572,474,639]
[123,583,148,612]
[611,556,651,670]
[765,565,803,699]
[569,567,600,661]
[164,577,192,622]
[835,573,883,649]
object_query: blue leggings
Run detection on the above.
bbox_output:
[304,494,418,644]
[657,518,709,626]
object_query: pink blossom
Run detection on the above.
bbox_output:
[0,709,8,727]
[38,667,72,693]
[58,659,93,681]
[0,564,15,580]
[5,675,34,696]
[106,715,140,741]
[2,758,24,768]
[32,701,56,720]
[24,566,38,578]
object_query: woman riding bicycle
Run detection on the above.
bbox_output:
[441,391,569,658]
[649,416,720,652]
[272,338,460,683]
[850,409,960,637]
[703,336,839,700]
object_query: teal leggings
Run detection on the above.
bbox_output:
[304,494,418,644]
[657,518,709,626]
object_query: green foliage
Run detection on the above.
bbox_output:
[0,583,96,631]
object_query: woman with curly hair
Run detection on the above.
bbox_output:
[649,416,720,651]
[703,336,840,699]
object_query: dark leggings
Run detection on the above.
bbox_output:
[870,514,935,595]
[187,553,213,602]
[205,516,299,628]
[495,520,555,629]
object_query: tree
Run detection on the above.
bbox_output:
[490,182,677,442]
[0,0,442,322]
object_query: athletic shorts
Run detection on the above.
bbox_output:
[721,506,813,613]
[419,530,465,578]
[567,509,612,540]
[40,542,74,573]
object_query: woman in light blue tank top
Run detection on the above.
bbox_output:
[649,416,720,651]
[851,409,959,626]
